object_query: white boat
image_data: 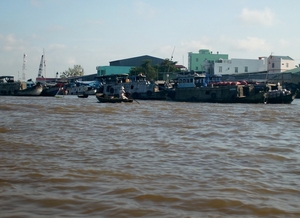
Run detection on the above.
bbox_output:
[96,74,166,100]
[65,80,100,95]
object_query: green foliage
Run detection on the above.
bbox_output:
[129,60,157,81]
[158,59,179,73]
[60,65,84,78]
[129,59,180,81]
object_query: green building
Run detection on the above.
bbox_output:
[188,49,228,74]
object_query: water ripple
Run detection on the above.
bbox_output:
[0,97,300,217]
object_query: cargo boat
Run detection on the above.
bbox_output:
[166,72,297,104]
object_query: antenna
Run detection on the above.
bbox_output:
[167,46,176,73]
[171,46,175,61]
[164,46,176,82]
[22,53,27,81]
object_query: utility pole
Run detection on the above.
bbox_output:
[22,53,27,81]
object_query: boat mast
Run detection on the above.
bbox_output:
[37,49,47,80]
[38,54,44,78]
[265,52,273,83]
[22,53,27,81]
[43,49,46,79]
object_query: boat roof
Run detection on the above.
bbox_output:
[177,72,206,78]
[74,80,99,84]
[283,67,300,75]
[95,74,129,79]
[0,76,14,79]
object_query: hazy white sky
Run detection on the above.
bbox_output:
[1,0,300,80]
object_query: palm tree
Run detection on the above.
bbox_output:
[159,59,178,73]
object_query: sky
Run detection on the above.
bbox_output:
[1,0,300,80]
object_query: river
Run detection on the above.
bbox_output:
[1,96,300,218]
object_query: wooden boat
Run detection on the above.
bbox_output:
[38,82,67,96]
[1,54,44,96]
[77,93,89,98]
[166,72,297,104]
[14,82,43,96]
[96,93,133,103]
[262,87,298,104]
[0,76,43,96]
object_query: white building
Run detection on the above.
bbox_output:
[213,57,268,75]
[211,55,295,75]
[267,55,294,73]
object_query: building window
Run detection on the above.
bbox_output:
[235,67,238,73]
[196,66,198,70]
[196,58,198,62]
[219,66,222,73]
[244,66,248,73]
[272,63,275,68]
[286,63,289,68]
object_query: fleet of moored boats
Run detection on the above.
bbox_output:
[0,72,298,104]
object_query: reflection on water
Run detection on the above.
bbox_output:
[1,96,300,217]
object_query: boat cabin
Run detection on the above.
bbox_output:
[95,74,129,85]
[128,74,149,83]
[96,73,159,98]
[0,76,15,83]
[174,72,208,88]
[63,80,101,95]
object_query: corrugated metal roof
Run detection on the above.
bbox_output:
[271,55,294,60]
[110,55,163,63]
[284,67,300,74]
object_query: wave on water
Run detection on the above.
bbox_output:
[0,98,300,217]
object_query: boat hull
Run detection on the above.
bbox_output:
[14,84,43,96]
[167,85,297,104]
[0,81,43,96]
[96,94,133,103]
[129,90,166,100]
[40,85,60,96]
[78,94,89,98]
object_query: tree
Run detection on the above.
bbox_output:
[129,58,180,81]
[158,59,179,73]
[60,65,84,78]
[129,60,158,81]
